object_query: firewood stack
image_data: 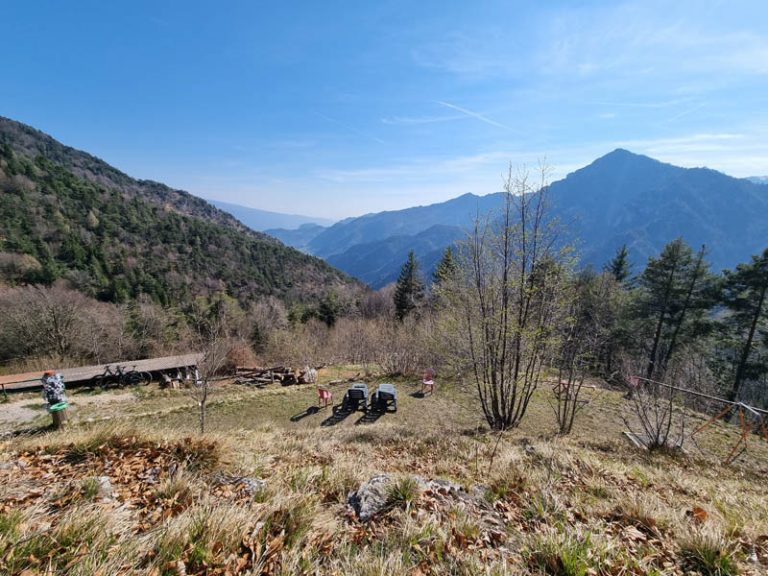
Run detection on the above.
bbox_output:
[234,366,319,387]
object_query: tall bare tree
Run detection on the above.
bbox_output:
[187,302,235,434]
[435,164,570,430]
[552,271,615,434]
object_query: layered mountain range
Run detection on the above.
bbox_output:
[3,114,766,296]
[267,150,768,287]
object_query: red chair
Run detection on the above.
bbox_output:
[317,386,333,407]
[422,369,435,395]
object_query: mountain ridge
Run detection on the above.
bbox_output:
[325,224,466,288]
[548,149,768,271]
[286,149,768,287]
[308,192,505,259]
[0,116,359,304]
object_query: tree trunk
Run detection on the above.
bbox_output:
[645,252,681,381]
[729,281,768,402]
[660,247,706,373]
[646,310,666,381]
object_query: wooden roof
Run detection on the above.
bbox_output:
[0,353,202,391]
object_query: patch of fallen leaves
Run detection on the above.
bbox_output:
[0,436,250,531]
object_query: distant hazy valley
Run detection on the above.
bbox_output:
[209,199,335,232]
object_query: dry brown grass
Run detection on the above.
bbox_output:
[1,371,767,575]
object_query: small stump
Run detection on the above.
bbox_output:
[49,402,69,430]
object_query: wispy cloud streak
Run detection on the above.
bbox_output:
[381,114,465,125]
[436,101,510,130]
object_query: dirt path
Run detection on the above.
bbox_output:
[0,403,40,426]
[70,392,135,407]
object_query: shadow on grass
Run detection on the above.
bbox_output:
[321,404,355,427]
[289,405,320,422]
[355,408,385,425]
[0,423,58,440]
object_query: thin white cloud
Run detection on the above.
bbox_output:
[411,1,768,89]
[436,101,509,130]
[539,1,768,82]
[410,32,520,80]
[381,114,465,125]
[311,130,768,192]
[189,133,768,220]
[268,139,317,150]
[591,98,695,109]
[605,131,768,176]
[665,103,707,123]
[315,150,516,184]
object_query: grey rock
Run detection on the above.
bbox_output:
[415,477,465,497]
[347,474,393,521]
[239,477,267,495]
[96,476,113,500]
[418,476,483,500]
[416,477,506,532]
[470,484,490,500]
[214,473,267,496]
[348,474,507,535]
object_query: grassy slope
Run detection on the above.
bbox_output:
[1,373,767,575]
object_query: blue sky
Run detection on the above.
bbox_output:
[3,1,768,219]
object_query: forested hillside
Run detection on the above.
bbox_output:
[326,225,466,288]
[0,117,357,306]
[547,148,768,271]
[307,192,504,259]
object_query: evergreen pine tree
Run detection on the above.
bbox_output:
[637,239,714,380]
[433,246,457,286]
[719,248,768,401]
[317,290,341,327]
[394,251,425,321]
[605,244,631,284]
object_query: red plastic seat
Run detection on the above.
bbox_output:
[422,369,435,395]
[317,386,332,407]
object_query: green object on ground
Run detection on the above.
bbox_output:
[48,402,68,413]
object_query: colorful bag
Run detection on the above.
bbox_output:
[42,373,67,406]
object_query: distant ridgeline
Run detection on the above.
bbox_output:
[0,116,357,305]
[266,149,768,288]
